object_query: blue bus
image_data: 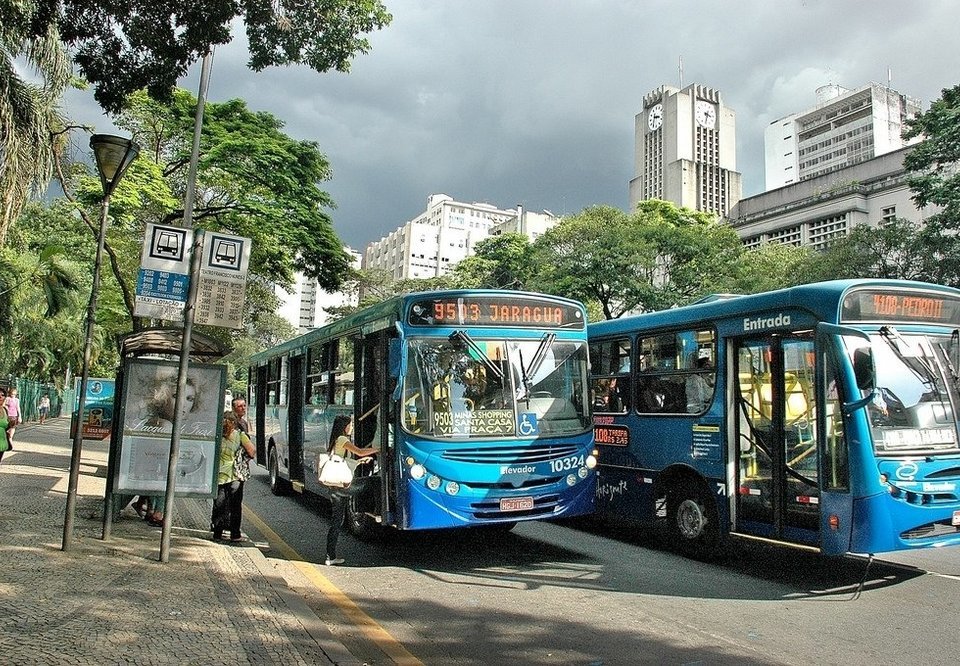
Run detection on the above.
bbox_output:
[248,290,596,536]
[588,279,960,557]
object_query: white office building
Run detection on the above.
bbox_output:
[729,147,939,250]
[629,83,742,217]
[363,194,519,280]
[764,82,921,191]
[276,247,362,332]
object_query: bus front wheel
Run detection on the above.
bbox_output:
[268,447,288,496]
[667,480,721,559]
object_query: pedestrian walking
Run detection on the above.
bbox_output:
[4,388,21,450]
[37,394,50,424]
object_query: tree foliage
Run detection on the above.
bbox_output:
[0,0,71,243]
[22,0,393,113]
[533,201,744,319]
[450,233,535,290]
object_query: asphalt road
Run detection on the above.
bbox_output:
[242,467,960,665]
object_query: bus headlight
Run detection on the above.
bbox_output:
[426,475,442,490]
[585,454,597,469]
[566,473,578,486]
[410,464,426,480]
[445,481,460,495]
[578,466,589,479]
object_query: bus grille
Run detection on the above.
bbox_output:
[441,444,579,465]
[900,520,960,540]
[471,494,561,520]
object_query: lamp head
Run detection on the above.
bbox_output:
[89,134,140,196]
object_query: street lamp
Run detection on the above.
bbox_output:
[62,134,139,552]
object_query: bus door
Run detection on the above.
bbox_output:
[252,364,268,465]
[287,354,306,489]
[733,334,821,546]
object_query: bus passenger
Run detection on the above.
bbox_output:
[325,415,377,566]
[685,357,714,413]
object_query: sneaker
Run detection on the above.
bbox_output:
[325,557,345,566]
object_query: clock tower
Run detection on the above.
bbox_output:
[629,83,742,217]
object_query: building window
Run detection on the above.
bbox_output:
[881,206,896,224]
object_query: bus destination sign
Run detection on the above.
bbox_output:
[408,295,585,329]
[841,289,960,325]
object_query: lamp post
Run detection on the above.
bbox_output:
[62,134,139,552]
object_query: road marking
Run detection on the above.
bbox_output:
[243,507,423,665]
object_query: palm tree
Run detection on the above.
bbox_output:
[0,6,71,245]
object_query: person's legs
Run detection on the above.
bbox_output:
[228,481,245,540]
[211,483,231,538]
[326,492,347,564]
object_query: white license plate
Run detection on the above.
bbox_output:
[953,510,960,527]
[500,496,534,512]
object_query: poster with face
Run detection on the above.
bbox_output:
[115,359,225,497]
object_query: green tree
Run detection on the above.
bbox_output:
[115,90,351,293]
[901,84,960,287]
[534,201,743,319]
[18,0,392,113]
[733,242,814,294]
[449,233,535,289]
[795,219,934,283]
[0,1,71,243]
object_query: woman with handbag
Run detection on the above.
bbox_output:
[211,411,256,542]
[324,414,377,565]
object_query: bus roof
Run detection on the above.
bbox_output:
[589,279,960,335]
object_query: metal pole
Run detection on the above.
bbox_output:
[158,49,213,562]
[62,194,110,551]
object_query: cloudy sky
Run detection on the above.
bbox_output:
[64,0,960,252]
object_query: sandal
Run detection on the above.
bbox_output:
[146,514,164,527]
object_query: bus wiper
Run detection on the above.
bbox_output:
[515,333,556,400]
[878,326,938,388]
[448,331,504,380]
[936,329,960,389]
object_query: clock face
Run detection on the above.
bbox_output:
[695,100,716,129]
[647,103,663,131]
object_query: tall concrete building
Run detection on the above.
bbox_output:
[764,82,921,190]
[276,247,362,333]
[363,194,517,280]
[629,83,742,217]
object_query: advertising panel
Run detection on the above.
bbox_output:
[71,378,116,440]
[114,359,225,497]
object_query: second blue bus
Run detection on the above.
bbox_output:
[589,279,960,557]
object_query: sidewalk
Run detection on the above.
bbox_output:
[0,417,364,665]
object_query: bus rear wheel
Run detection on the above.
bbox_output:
[667,480,722,559]
[268,447,288,496]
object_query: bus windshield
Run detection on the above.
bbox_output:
[402,335,590,438]
[846,331,960,455]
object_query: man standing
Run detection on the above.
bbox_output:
[231,396,250,434]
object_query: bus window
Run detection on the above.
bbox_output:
[333,337,355,406]
[589,337,630,413]
[823,353,849,491]
[267,358,282,405]
[635,329,715,414]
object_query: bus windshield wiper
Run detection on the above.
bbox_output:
[878,326,939,388]
[448,331,504,380]
[515,333,557,400]
[937,329,960,389]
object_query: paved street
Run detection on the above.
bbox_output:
[0,417,382,665]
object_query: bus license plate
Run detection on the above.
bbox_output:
[500,497,534,512]
[953,510,960,526]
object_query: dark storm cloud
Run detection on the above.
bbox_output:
[63,0,960,251]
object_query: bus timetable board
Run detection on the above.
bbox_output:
[408,295,585,329]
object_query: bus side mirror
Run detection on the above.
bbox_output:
[852,348,875,391]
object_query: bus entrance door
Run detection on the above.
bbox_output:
[734,336,821,547]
